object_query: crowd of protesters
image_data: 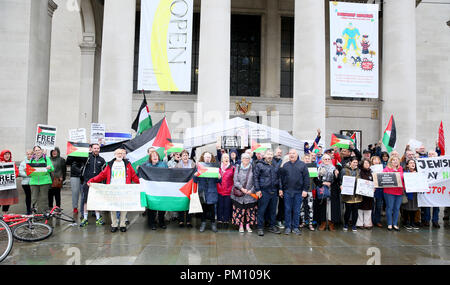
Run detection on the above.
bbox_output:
[1,130,449,235]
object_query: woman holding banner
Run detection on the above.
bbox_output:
[143,150,168,230]
[175,150,195,228]
[0,150,19,213]
[28,146,54,212]
[402,159,420,230]
[193,152,221,233]
[383,156,404,231]
[340,157,363,232]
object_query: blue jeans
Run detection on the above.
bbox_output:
[384,193,403,226]
[257,191,278,229]
[373,192,384,224]
[284,191,303,230]
[422,207,440,223]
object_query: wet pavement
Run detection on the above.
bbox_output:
[1,186,450,265]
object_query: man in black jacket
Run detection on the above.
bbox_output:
[254,149,281,236]
[79,143,106,227]
[280,149,310,235]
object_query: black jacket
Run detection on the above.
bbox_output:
[253,160,281,194]
[66,156,88,178]
[280,159,310,193]
[81,153,105,183]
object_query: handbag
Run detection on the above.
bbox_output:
[316,185,330,200]
[52,177,63,188]
[232,165,250,197]
[189,182,203,214]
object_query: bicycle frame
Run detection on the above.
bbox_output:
[0,206,66,229]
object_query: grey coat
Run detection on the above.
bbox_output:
[231,164,257,205]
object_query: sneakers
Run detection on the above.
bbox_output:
[239,225,244,233]
[343,225,348,232]
[403,224,413,230]
[277,221,285,229]
[246,224,252,233]
[257,229,264,236]
[292,228,302,236]
[412,223,420,230]
[211,222,218,232]
[96,216,105,226]
[432,222,440,229]
[284,228,291,235]
[199,222,206,232]
[79,218,88,227]
[269,226,281,234]
[352,226,357,232]
[309,224,315,231]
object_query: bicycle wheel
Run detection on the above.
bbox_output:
[0,219,14,263]
[13,222,53,242]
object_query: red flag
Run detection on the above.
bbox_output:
[439,121,445,155]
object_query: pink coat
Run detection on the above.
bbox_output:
[218,165,235,196]
[383,166,404,196]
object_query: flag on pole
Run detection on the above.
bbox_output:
[67,142,89,158]
[382,115,397,153]
[312,142,320,154]
[124,117,172,171]
[251,140,271,153]
[131,93,153,135]
[330,134,353,149]
[439,121,445,155]
[138,166,196,211]
[165,140,184,154]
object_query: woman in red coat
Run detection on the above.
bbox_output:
[87,149,139,233]
[0,150,19,213]
[217,153,235,229]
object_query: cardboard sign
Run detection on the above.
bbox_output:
[35,124,57,150]
[90,123,105,145]
[408,139,423,152]
[341,175,356,195]
[417,156,450,207]
[373,172,403,188]
[356,178,375,197]
[218,136,243,149]
[68,128,87,143]
[0,163,16,191]
[404,172,429,193]
[87,183,145,212]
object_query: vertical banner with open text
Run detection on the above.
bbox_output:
[138,0,193,92]
[329,2,379,98]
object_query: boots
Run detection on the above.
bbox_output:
[199,222,206,232]
[328,221,336,232]
[211,222,218,232]
[318,221,327,231]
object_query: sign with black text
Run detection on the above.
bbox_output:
[417,156,450,207]
[0,163,16,191]
[35,124,57,150]
[373,172,402,188]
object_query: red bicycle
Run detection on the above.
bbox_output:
[1,206,75,242]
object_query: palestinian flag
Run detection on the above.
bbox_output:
[67,142,89,158]
[439,121,445,155]
[195,163,219,178]
[382,115,396,153]
[26,163,48,176]
[307,167,318,178]
[251,140,272,153]
[312,142,320,154]
[123,117,172,171]
[131,93,152,135]
[330,134,353,149]
[0,163,15,177]
[165,139,184,154]
[138,165,196,211]
[99,140,130,163]
[0,163,16,190]
[37,125,56,137]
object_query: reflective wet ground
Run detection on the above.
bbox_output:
[1,187,449,265]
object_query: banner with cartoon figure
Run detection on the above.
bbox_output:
[329,2,379,99]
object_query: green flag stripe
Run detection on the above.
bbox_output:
[0,171,14,175]
[138,116,152,134]
[131,155,150,172]
[39,132,55,136]
[141,194,189,211]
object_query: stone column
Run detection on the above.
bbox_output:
[196,0,231,126]
[79,39,96,130]
[292,0,326,140]
[98,0,136,133]
[262,0,280,98]
[382,0,416,151]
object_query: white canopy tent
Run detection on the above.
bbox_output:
[183,117,311,152]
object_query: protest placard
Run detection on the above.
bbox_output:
[370,164,383,173]
[87,183,145,211]
[0,163,16,191]
[404,172,429,193]
[373,172,402,188]
[408,139,423,151]
[356,178,374,197]
[35,124,57,150]
[90,123,105,145]
[341,175,356,195]
[217,136,243,149]
[68,128,87,143]
[417,156,450,207]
